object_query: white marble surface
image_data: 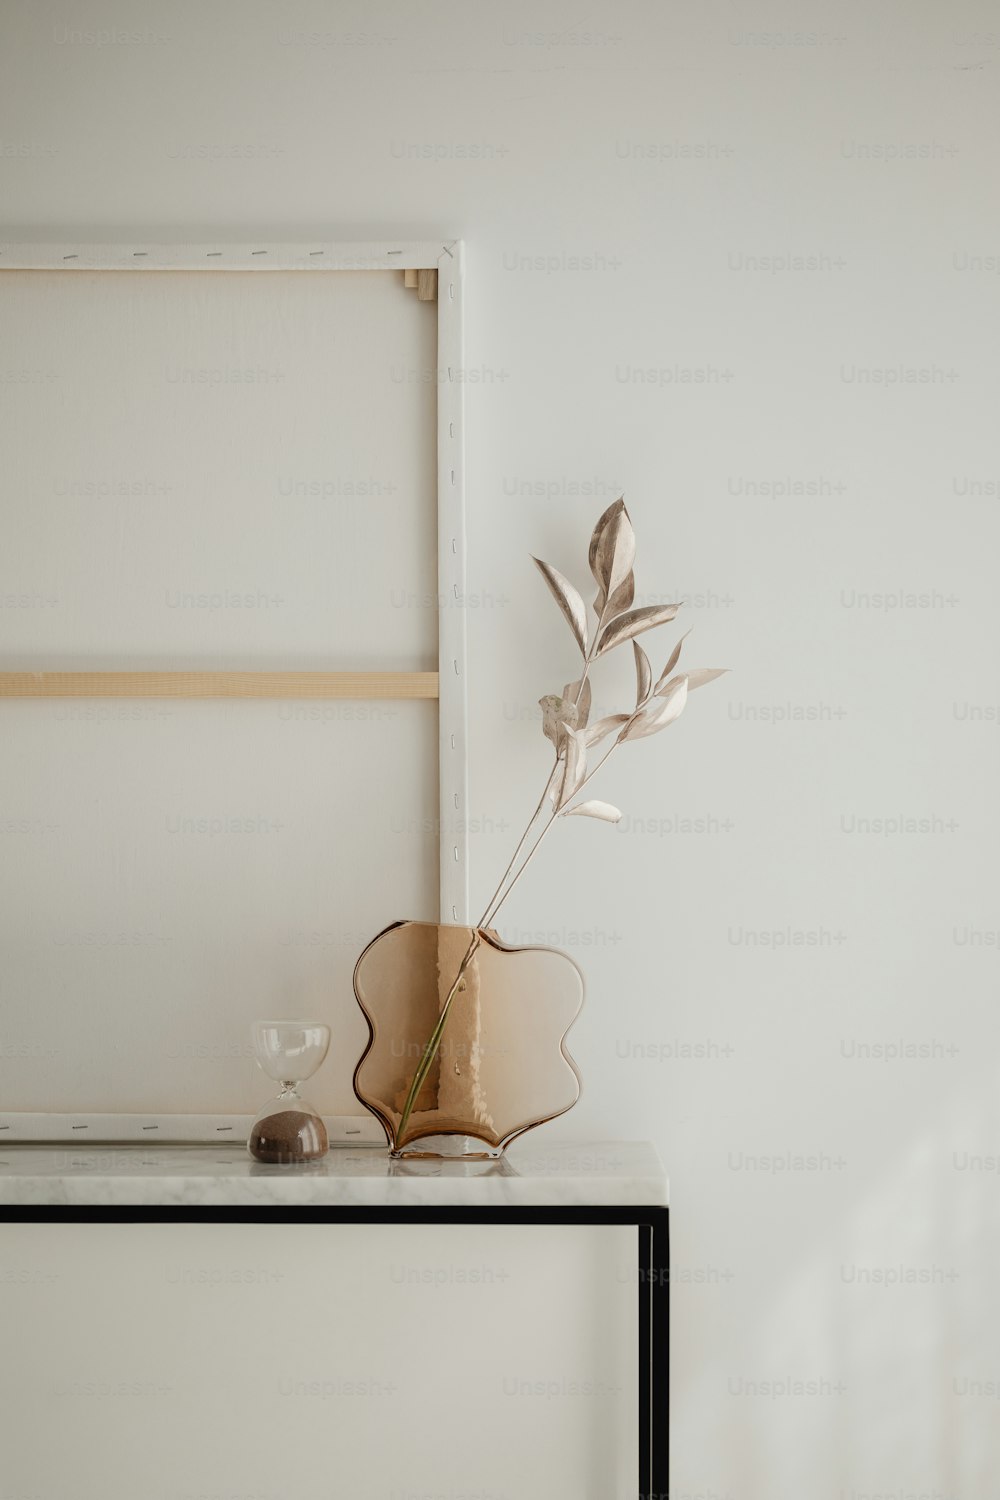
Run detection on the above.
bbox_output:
[0,1140,667,1207]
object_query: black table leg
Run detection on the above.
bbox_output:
[642,1206,670,1499]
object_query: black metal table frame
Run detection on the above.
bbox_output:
[4,1203,669,1499]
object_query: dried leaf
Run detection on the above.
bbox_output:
[596,602,681,656]
[633,641,652,707]
[589,498,636,616]
[539,694,579,746]
[562,800,622,824]
[656,666,729,696]
[619,675,689,741]
[562,676,592,729]
[585,713,631,747]
[685,667,730,691]
[533,557,588,657]
[555,727,588,811]
[588,499,622,589]
[603,570,635,620]
[603,512,635,598]
[653,628,692,694]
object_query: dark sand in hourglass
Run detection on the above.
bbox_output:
[248,1111,329,1164]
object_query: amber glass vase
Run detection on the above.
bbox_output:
[352,920,583,1159]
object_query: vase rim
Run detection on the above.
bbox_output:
[359,918,587,970]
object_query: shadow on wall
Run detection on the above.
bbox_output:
[674,1074,999,1493]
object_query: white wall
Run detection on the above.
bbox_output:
[2,1,998,1495]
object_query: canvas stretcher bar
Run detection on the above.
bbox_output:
[0,672,439,700]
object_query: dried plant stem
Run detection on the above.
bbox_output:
[569,599,610,708]
[475,769,557,932]
[476,618,611,930]
[480,741,621,928]
[481,810,561,928]
[479,784,559,927]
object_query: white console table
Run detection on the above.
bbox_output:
[0,1140,669,1497]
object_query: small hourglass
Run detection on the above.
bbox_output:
[248,1020,330,1164]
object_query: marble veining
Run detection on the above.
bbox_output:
[0,1139,667,1207]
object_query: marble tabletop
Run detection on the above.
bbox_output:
[0,1139,668,1208]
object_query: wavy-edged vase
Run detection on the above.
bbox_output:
[353,920,583,1159]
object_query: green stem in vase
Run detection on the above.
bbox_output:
[395,931,481,1146]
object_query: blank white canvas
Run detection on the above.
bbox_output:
[0,1220,639,1499]
[0,269,437,666]
[0,269,440,1115]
